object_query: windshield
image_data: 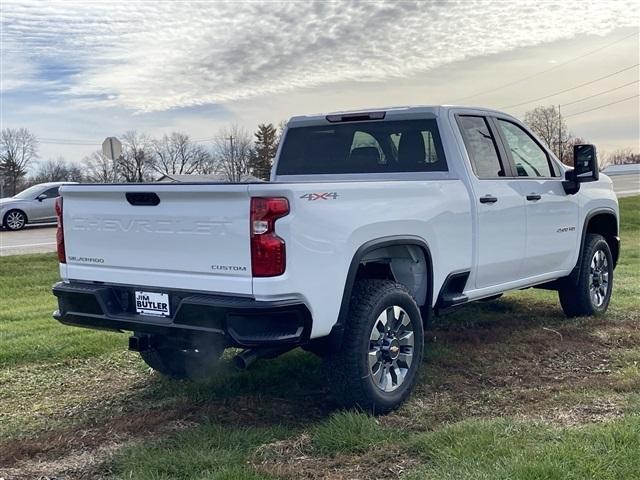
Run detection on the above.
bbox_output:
[277,119,447,176]
[13,185,45,199]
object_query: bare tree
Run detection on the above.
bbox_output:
[563,136,590,166]
[196,153,222,175]
[83,151,119,183]
[32,158,83,183]
[524,105,574,165]
[1,127,39,196]
[212,125,253,182]
[66,164,84,182]
[152,132,211,176]
[119,131,153,182]
[604,148,640,166]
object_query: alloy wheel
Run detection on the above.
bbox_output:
[368,305,415,393]
[6,211,25,230]
[589,249,610,307]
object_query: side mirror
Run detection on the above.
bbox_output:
[36,193,47,202]
[573,144,599,182]
[563,144,599,195]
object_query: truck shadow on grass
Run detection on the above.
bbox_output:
[2,292,639,479]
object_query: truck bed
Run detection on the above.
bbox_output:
[59,179,472,338]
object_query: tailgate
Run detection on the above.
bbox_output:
[60,184,253,295]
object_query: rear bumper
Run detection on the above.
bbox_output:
[52,281,312,348]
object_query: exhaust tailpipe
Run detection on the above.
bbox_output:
[234,347,293,370]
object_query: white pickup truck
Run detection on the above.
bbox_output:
[53,106,619,412]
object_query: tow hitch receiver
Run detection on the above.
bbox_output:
[128,334,152,352]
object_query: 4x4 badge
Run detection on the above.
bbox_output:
[300,192,339,201]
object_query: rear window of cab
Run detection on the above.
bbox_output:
[277,119,447,175]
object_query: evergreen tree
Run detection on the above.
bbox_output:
[250,123,278,180]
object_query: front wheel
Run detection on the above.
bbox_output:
[325,280,424,413]
[139,334,225,380]
[558,233,613,317]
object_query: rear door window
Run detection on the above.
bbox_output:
[277,119,447,175]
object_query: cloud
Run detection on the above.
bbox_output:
[2,0,638,112]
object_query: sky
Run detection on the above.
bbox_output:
[1,0,639,167]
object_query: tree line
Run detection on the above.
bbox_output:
[1,108,638,197]
[0,123,280,196]
[523,105,640,166]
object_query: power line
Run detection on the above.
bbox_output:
[39,139,101,146]
[40,137,96,142]
[191,136,228,143]
[560,80,639,107]
[500,64,639,109]
[564,94,639,118]
[453,31,639,102]
[38,135,228,146]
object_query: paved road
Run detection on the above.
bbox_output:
[610,173,640,197]
[0,223,56,256]
[0,174,638,257]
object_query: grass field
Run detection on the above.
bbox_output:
[1,196,638,479]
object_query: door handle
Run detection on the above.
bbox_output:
[479,195,498,204]
[526,193,542,201]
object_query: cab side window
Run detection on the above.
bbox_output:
[41,187,59,199]
[497,120,554,177]
[457,115,506,178]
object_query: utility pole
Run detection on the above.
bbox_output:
[229,135,235,181]
[102,137,122,183]
[558,104,562,161]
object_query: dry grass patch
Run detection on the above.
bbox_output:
[385,312,640,431]
[253,434,418,480]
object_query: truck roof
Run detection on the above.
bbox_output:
[287,105,511,126]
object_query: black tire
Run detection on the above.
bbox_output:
[559,233,613,317]
[139,334,225,380]
[3,209,27,231]
[324,279,424,414]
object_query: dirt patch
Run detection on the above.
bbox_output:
[0,409,189,466]
[2,439,141,480]
[386,317,640,430]
[252,434,418,480]
[251,315,640,477]
[3,304,639,478]
[0,393,328,479]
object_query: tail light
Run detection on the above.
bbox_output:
[250,197,289,277]
[55,196,66,263]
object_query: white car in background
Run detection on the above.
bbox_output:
[1,182,75,230]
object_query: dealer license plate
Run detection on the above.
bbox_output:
[135,291,170,317]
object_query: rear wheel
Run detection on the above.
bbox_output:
[559,234,613,317]
[325,279,424,413]
[4,210,26,230]
[138,334,225,380]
